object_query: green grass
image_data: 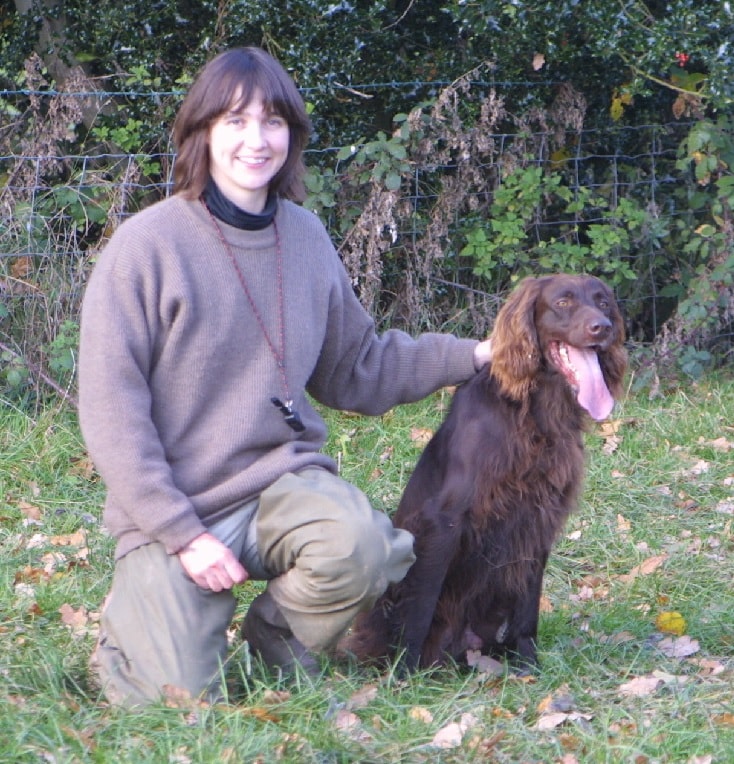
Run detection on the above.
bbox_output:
[1,376,734,763]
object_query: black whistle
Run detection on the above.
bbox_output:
[271,397,306,432]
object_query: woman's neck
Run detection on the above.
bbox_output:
[202,178,277,230]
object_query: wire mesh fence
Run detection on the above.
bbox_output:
[0,82,731,398]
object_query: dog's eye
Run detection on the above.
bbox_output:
[556,298,569,308]
[598,300,609,309]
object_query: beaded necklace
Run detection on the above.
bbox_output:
[202,199,305,433]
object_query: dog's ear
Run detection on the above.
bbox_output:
[490,277,543,401]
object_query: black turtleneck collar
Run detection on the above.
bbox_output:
[202,177,277,230]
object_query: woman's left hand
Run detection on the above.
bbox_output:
[473,339,492,369]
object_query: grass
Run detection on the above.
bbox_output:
[1,375,733,763]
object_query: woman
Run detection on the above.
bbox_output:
[79,47,491,707]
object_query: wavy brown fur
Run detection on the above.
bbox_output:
[343,274,627,671]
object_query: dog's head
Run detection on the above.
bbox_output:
[488,274,627,419]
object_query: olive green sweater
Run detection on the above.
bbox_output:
[79,195,479,560]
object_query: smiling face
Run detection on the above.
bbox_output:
[207,89,290,213]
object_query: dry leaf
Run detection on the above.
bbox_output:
[713,713,734,727]
[701,436,733,451]
[431,722,464,749]
[658,635,700,658]
[409,706,434,724]
[602,435,622,455]
[536,685,575,714]
[70,455,97,479]
[539,595,554,613]
[534,712,593,730]
[410,427,433,445]
[430,713,479,749]
[50,529,87,547]
[616,554,667,583]
[334,710,360,731]
[618,675,663,697]
[346,683,378,710]
[262,689,291,705]
[616,514,631,533]
[58,603,90,636]
[18,500,42,521]
[466,649,504,676]
[689,657,726,676]
[26,533,49,550]
[685,459,710,477]
[532,52,546,70]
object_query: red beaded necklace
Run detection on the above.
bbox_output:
[202,200,304,432]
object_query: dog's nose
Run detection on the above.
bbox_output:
[588,316,611,338]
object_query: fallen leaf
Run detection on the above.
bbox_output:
[537,685,575,714]
[409,706,434,724]
[262,689,291,705]
[18,500,42,521]
[618,675,663,697]
[346,683,378,710]
[689,657,726,676]
[59,603,90,636]
[617,554,667,584]
[14,565,49,585]
[430,713,479,749]
[701,436,733,451]
[658,635,700,658]
[713,713,734,727]
[334,710,360,731]
[539,595,554,613]
[466,649,504,676]
[655,611,686,636]
[410,427,433,445]
[602,435,622,455]
[616,514,631,534]
[26,533,49,550]
[431,722,464,749]
[50,529,87,547]
[684,459,710,477]
[70,455,97,479]
[534,712,593,730]
[532,52,546,71]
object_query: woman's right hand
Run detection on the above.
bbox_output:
[178,532,249,591]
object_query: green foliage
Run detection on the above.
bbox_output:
[1,0,734,392]
[46,319,79,379]
[460,164,640,289]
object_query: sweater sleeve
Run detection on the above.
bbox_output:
[78,223,206,554]
[307,253,479,415]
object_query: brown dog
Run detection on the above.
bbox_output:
[344,274,627,671]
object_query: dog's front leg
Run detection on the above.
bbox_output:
[508,553,548,671]
[391,497,465,671]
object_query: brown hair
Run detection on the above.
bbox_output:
[172,47,311,202]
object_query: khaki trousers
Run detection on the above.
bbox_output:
[91,468,415,706]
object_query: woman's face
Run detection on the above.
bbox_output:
[208,89,290,213]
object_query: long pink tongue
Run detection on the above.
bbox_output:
[566,346,614,420]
